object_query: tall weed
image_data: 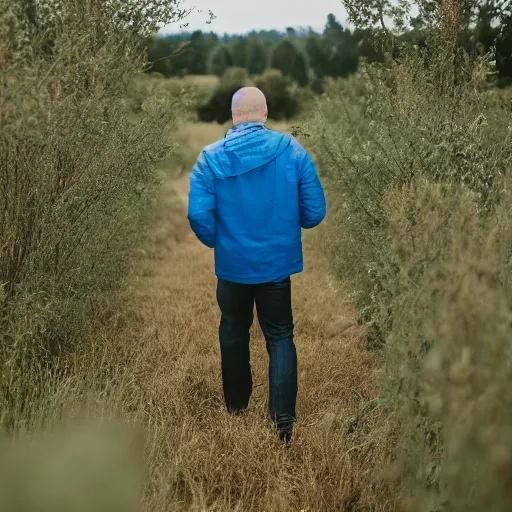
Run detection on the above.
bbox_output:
[308,37,512,510]
[0,2,181,426]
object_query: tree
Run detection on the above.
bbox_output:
[18,0,189,38]
[326,13,344,33]
[496,15,512,82]
[247,39,268,75]
[304,16,361,80]
[209,45,234,76]
[305,31,329,78]
[342,0,510,35]
[353,28,385,63]
[474,3,500,50]
[232,37,251,68]
[188,30,215,75]
[270,40,309,86]
[322,14,360,78]
[146,36,174,76]
[286,27,297,38]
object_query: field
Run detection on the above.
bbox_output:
[1,121,387,511]
[112,122,382,510]
[2,4,512,511]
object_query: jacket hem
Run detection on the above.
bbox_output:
[215,266,303,285]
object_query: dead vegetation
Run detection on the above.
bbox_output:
[1,121,391,511]
[111,122,386,511]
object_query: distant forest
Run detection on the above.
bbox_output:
[146,13,512,85]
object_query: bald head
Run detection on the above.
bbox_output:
[231,87,268,126]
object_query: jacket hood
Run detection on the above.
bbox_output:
[202,122,291,179]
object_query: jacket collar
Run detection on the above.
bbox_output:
[226,122,266,138]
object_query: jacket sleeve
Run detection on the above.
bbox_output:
[187,153,216,248]
[299,150,326,229]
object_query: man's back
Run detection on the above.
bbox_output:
[188,121,326,284]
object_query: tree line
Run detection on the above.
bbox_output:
[146,15,361,87]
[147,12,512,86]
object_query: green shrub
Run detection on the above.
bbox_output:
[197,67,249,123]
[307,40,512,510]
[254,69,301,120]
[0,1,182,421]
[197,67,303,124]
[309,47,511,324]
[381,178,512,511]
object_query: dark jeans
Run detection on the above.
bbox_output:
[216,277,297,436]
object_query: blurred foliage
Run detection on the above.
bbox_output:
[247,38,268,75]
[254,69,303,119]
[146,14,363,84]
[0,421,143,512]
[197,67,249,124]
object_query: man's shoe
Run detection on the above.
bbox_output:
[278,427,293,444]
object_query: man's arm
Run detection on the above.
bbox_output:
[299,150,326,229]
[188,153,216,248]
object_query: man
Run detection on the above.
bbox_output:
[187,87,326,442]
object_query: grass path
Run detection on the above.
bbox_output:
[117,123,382,511]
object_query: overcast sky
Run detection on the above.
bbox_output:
[160,0,349,35]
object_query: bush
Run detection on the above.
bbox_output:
[197,67,303,124]
[0,2,181,420]
[310,47,511,323]
[381,177,512,511]
[307,41,512,510]
[254,69,301,120]
[197,67,249,124]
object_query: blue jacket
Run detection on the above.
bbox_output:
[187,122,326,284]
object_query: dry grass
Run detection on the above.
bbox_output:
[102,122,387,511]
[0,120,387,510]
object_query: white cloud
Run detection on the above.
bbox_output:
[160,0,348,35]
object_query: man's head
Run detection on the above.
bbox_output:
[231,87,268,126]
